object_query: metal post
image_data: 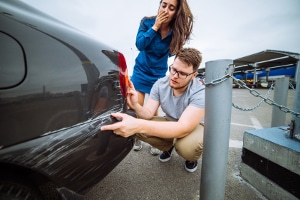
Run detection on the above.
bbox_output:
[292,60,300,139]
[266,68,270,82]
[271,77,289,127]
[253,65,257,87]
[200,59,233,200]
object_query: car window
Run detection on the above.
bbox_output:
[0,32,25,88]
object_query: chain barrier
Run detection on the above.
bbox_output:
[289,81,296,92]
[232,83,274,111]
[202,65,300,118]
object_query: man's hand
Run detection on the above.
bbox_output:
[126,80,139,109]
[100,113,139,138]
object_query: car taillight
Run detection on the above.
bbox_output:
[118,52,129,97]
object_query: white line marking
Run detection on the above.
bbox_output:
[229,139,243,148]
[250,116,263,129]
[231,122,255,128]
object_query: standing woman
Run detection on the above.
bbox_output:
[131,0,194,153]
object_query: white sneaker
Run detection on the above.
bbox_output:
[150,146,161,155]
[133,139,142,151]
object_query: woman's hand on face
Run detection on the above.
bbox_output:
[153,11,168,31]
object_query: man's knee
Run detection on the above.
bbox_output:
[175,141,203,161]
[135,133,173,151]
[174,125,204,161]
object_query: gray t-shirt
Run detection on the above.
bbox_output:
[150,76,205,122]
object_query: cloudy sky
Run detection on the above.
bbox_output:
[23,0,300,74]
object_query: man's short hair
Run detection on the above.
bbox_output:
[175,48,202,72]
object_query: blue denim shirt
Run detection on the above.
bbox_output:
[131,17,173,94]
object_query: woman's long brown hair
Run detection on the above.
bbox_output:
[169,0,194,54]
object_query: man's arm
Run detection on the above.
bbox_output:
[139,105,204,138]
[135,98,160,119]
[101,106,204,139]
[127,80,159,119]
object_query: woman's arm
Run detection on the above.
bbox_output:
[135,18,157,51]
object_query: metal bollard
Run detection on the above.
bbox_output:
[271,77,289,127]
[292,59,300,139]
[200,59,233,200]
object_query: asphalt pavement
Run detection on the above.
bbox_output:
[85,88,295,200]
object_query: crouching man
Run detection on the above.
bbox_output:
[101,47,205,172]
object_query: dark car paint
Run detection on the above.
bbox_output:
[0,0,134,198]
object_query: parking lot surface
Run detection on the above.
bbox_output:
[85,88,295,200]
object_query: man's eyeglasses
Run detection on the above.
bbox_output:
[169,65,195,79]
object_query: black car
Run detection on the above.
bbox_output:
[0,0,134,199]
